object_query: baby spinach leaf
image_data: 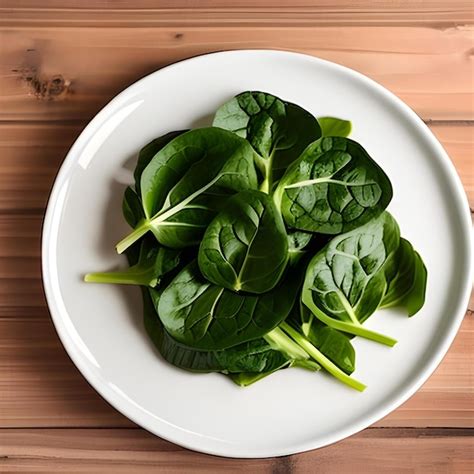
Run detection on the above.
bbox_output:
[382,238,427,316]
[302,212,400,346]
[213,91,286,158]
[116,127,258,253]
[122,186,144,229]
[85,236,181,287]
[134,130,186,195]
[280,321,366,391]
[318,117,352,138]
[157,260,301,350]
[143,287,290,374]
[290,303,356,375]
[198,190,288,294]
[213,91,321,190]
[229,358,320,387]
[400,250,427,316]
[381,238,427,316]
[382,238,415,307]
[274,136,393,234]
[300,309,355,375]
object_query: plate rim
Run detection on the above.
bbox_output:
[41,49,473,458]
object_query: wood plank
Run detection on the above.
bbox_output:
[0,428,472,473]
[429,124,474,209]
[0,26,472,122]
[0,315,471,428]
[0,123,472,214]
[1,6,472,27]
[2,1,472,11]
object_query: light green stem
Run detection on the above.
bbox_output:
[280,322,366,392]
[255,152,274,194]
[84,268,156,287]
[115,220,150,254]
[302,289,397,347]
[264,327,310,361]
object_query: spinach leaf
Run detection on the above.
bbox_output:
[302,212,399,346]
[280,321,366,391]
[134,130,186,195]
[288,230,313,265]
[382,238,427,316]
[144,287,290,373]
[274,136,393,234]
[400,250,427,316]
[213,91,321,190]
[122,186,144,228]
[198,190,288,294]
[116,127,258,253]
[213,91,286,158]
[85,236,181,287]
[318,117,352,138]
[157,260,301,350]
[299,307,355,375]
[229,358,320,387]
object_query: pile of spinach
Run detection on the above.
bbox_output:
[86,91,427,391]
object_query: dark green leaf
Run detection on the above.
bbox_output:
[401,250,427,317]
[287,230,313,265]
[144,288,289,373]
[381,238,427,316]
[157,260,302,350]
[122,186,144,229]
[213,91,321,187]
[198,190,288,294]
[116,128,259,252]
[134,130,186,195]
[275,137,393,234]
[302,310,355,375]
[302,212,400,346]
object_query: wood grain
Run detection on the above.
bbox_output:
[1,0,473,11]
[0,428,472,473]
[1,25,473,121]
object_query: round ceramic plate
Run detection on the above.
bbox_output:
[42,50,472,458]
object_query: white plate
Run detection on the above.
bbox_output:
[42,50,472,458]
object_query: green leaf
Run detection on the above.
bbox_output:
[401,250,427,317]
[213,91,286,158]
[280,321,366,391]
[134,130,186,195]
[143,287,290,374]
[302,311,355,375]
[287,230,313,265]
[122,186,144,229]
[198,190,288,294]
[157,260,302,350]
[85,236,181,287]
[382,238,416,307]
[213,91,321,189]
[318,117,352,138]
[229,358,320,387]
[116,127,259,252]
[302,212,400,346]
[382,238,427,316]
[275,136,393,234]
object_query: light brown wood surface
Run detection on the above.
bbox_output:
[0,1,472,472]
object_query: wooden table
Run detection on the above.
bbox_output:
[0,1,473,471]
